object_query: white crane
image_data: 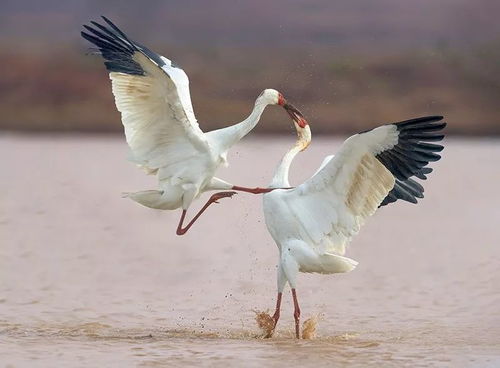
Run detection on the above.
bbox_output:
[81,17,304,235]
[263,115,445,338]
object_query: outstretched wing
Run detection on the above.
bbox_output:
[281,116,445,255]
[81,16,210,172]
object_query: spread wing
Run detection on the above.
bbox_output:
[81,16,210,173]
[281,116,445,255]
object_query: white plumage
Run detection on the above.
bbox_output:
[82,17,300,234]
[263,115,446,338]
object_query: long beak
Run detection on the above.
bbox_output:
[283,103,308,128]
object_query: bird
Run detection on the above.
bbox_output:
[81,17,304,235]
[262,114,445,338]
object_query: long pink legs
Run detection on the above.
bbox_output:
[176,191,236,235]
[176,186,289,235]
[232,185,274,194]
[269,290,301,339]
[265,292,283,338]
[176,186,293,235]
[292,288,301,339]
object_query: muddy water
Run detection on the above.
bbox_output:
[1,135,499,367]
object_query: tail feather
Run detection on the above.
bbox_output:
[318,253,358,274]
[122,190,178,210]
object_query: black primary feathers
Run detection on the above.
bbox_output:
[81,16,174,76]
[82,18,445,208]
[375,116,446,207]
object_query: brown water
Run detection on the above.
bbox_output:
[1,134,499,367]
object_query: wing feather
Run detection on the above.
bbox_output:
[280,116,445,255]
[81,17,210,174]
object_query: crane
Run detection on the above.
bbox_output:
[81,17,304,235]
[263,115,445,338]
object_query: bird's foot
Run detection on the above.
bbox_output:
[210,191,237,204]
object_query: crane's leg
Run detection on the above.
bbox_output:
[269,264,287,337]
[233,185,294,194]
[209,178,291,194]
[292,288,301,339]
[268,292,282,337]
[232,185,274,194]
[176,191,237,235]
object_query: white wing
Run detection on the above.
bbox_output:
[280,116,446,255]
[82,17,210,174]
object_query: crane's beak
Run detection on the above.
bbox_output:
[284,103,308,128]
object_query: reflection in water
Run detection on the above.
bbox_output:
[1,136,499,367]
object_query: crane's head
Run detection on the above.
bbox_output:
[257,88,283,105]
[258,89,283,106]
[258,89,308,127]
[283,102,311,151]
[258,89,310,149]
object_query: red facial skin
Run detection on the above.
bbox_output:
[278,93,286,106]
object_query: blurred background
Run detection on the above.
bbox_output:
[1,0,499,134]
[2,2,500,365]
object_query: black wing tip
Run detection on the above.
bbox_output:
[101,15,117,28]
[428,115,444,121]
[414,115,443,122]
[81,17,146,76]
[376,114,445,206]
[395,115,446,130]
[83,16,173,72]
[100,16,120,32]
[82,16,130,44]
[379,175,428,208]
[82,24,94,33]
[82,16,111,30]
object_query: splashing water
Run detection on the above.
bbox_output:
[254,310,275,338]
[2,137,499,366]
[302,315,319,339]
[254,310,319,339]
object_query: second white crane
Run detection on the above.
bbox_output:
[263,115,445,338]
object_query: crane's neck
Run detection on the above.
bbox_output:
[207,99,268,154]
[269,144,302,188]
[270,124,311,188]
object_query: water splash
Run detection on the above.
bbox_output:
[254,311,320,339]
[302,315,319,340]
[254,310,275,338]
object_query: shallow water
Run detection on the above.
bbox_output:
[1,135,499,367]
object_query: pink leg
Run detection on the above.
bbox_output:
[263,292,282,338]
[292,288,301,339]
[232,185,273,194]
[232,185,293,194]
[176,191,236,235]
[271,292,283,333]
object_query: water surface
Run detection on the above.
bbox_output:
[1,135,499,367]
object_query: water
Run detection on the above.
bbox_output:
[1,134,499,367]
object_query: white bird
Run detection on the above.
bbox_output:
[81,17,303,235]
[263,115,445,338]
